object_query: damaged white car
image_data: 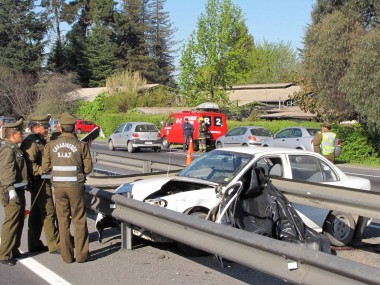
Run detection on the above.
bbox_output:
[95,147,371,254]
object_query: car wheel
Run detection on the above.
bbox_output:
[177,212,211,256]
[242,143,248,147]
[323,211,355,246]
[127,141,135,153]
[162,137,170,149]
[76,128,82,134]
[262,144,268,147]
[108,140,115,151]
[154,147,161,152]
[216,142,223,149]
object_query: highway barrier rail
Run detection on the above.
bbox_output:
[92,151,183,173]
[85,186,380,285]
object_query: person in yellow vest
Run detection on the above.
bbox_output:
[0,119,28,266]
[21,115,60,254]
[42,113,93,263]
[321,123,336,163]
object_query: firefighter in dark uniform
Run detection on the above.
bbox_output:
[0,119,28,266]
[21,115,60,254]
[42,113,93,263]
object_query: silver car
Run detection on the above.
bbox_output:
[262,126,341,156]
[215,126,272,148]
[108,122,162,153]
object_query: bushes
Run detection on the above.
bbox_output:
[334,124,380,165]
[95,113,167,137]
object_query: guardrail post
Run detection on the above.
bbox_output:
[121,192,133,250]
[142,161,152,173]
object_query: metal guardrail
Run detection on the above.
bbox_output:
[271,178,380,219]
[85,186,380,285]
[93,151,183,173]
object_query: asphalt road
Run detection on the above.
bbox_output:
[2,141,380,284]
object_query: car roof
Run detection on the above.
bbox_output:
[231,126,270,129]
[124,122,155,125]
[218,146,318,156]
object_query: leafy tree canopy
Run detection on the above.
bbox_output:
[178,0,254,106]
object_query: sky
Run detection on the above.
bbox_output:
[165,0,315,69]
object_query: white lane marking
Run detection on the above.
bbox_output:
[18,255,71,285]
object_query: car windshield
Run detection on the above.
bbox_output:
[177,150,253,185]
[251,128,272,136]
[306,128,320,136]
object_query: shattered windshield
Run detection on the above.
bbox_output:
[177,150,253,185]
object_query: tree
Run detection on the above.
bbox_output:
[63,22,91,86]
[0,66,37,118]
[86,24,116,87]
[147,0,177,85]
[114,0,155,82]
[34,72,80,115]
[178,0,254,106]
[0,0,47,74]
[340,30,380,133]
[245,40,299,84]
[300,0,380,125]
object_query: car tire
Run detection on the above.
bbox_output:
[162,137,170,149]
[262,144,268,147]
[177,212,211,256]
[127,141,135,153]
[216,142,223,149]
[154,147,161,152]
[76,129,82,134]
[108,140,115,151]
[323,211,356,246]
[242,143,248,147]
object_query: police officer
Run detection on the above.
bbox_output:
[198,117,207,152]
[21,115,60,254]
[321,123,336,163]
[0,119,28,266]
[313,127,322,154]
[42,113,93,263]
[182,118,194,151]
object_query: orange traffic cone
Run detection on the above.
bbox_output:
[185,139,194,166]
[188,138,194,153]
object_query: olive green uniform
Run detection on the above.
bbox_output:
[313,131,322,154]
[42,130,93,263]
[21,134,60,253]
[0,139,27,262]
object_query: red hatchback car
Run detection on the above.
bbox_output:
[75,120,100,134]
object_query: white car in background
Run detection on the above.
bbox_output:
[262,126,342,157]
[96,147,371,252]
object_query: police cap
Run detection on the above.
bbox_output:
[30,115,50,128]
[2,118,24,130]
[59,113,76,126]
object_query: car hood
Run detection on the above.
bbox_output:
[341,175,371,191]
[114,176,220,201]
